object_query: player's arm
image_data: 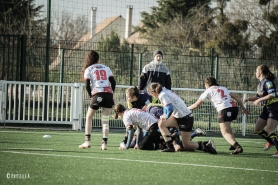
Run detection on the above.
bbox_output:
[108,76,116,92]
[230,93,250,115]
[125,125,134,149]
[135,127,142,147]
[253,94,275,106]
[85,79,92,98]
[188,99,203,110]
[162,103,174,119]
[244,95,258,103]
[138,72,147,90]
[165,74,172,90]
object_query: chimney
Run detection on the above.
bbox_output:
[125,5,133,39]
[90,7,97,39]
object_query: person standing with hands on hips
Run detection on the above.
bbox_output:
[138,50,171,91]
[244,64,278,157]
[79,50,116,150]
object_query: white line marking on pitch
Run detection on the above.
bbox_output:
[0,130,119,135]
[1,150,278,173]
[6,148,54,151]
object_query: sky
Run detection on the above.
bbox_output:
[35,0,158,27]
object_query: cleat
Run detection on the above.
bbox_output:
[271,151,278,157]
[100,142,107,150]
[161,147,175,152]
[229,145,236,150]
[264,142,274,151]
[206,139,217,154]
[195,128,207,136]
[230,146,243,154]
[79,141,91,149]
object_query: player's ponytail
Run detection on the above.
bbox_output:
[259,64,276,81]
[204,77,219,87]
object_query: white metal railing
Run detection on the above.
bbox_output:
[1,81,272,135]
[83,85,265,136]
[0,80,83,130]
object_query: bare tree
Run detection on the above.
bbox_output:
[51,10,89,48]
[227,0,277,42]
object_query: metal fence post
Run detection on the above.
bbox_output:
[59,49,65,107]
[242,93,247,136]
[138,53,142,83]
[129,44,134,85]
[214,55,219,80]
[72,83,81,130]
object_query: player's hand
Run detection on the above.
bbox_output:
[241,108,251,115]
[119,142,127,150]
[134,144,139,150]
[253,99,260,106]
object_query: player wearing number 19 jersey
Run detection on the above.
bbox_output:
[79,50,116,150]
[188,77,250,155]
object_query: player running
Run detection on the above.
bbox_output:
[188,77,250,154]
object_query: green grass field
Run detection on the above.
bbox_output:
[0,129,277,185]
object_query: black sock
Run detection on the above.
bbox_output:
[256,130,274,144]
[85,134,90,141]
[123,136,128,144]
[197,141,207,151]
[269,132,278,150]
[166,140,174,149]
[233,142,241,148]
[102,138,108,143]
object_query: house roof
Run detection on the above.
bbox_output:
[50,16,122,70]
[73,15,122,50]
[126,22,147,44]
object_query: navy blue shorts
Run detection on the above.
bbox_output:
[260,102,278,121]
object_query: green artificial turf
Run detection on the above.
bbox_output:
[0,129,277,185]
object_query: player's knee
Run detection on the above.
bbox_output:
[158,120,163,128]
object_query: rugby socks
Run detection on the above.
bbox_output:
[85,134,91,141]
[197,141,208,151]
[255,130,274,144]
[233,142,240,148]
[123,136,128,144]
[268,132,278,150]
[190,131,198,140]
[102,138,108,144]
[163,135,174,149]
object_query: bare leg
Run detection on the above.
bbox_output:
[219,122,237,145]
[79,107,97,149]
[85,107,97,135]
[180,131,199,150]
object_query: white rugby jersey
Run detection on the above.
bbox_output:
[199,86,236,112]
[158,88,191,118]
[122,108,157,131]
[84,64,114,95]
